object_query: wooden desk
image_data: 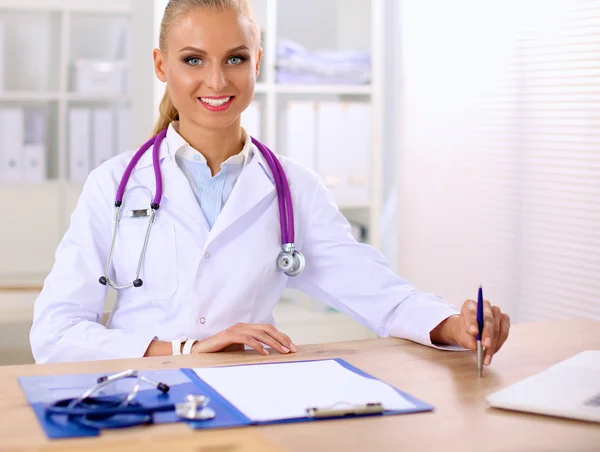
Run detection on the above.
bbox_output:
[1,319,599,452]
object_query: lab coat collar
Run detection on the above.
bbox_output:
[131,124,277,241]
[133,126,172,170]
[134,123,254,169]
[172,124,255,168]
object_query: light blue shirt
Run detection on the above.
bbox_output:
[170,125,254,229]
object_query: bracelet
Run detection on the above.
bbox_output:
[171,338,187,356]
[182,339,198,355]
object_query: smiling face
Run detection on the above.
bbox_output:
[153,7,261,132]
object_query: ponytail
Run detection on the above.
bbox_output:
[151,87,179,137]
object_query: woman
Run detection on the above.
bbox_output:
[30,0,510,363]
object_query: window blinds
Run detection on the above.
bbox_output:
[397,0,600,322]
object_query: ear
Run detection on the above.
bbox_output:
[153,48,167,83]
[255,47,262,78]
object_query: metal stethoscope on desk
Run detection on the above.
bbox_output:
[45,369,215,429]
[98,127,305,291]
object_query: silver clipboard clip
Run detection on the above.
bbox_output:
[305,402,384,418]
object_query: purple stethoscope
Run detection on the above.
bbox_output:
[99,127,305,290]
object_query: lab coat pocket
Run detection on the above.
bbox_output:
[111,221,178,303]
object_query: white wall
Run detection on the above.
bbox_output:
[394,0,600,322]
[395,0,522,316]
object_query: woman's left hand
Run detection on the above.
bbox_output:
[432,299,511,365]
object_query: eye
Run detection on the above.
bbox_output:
[185,57,202,66]
[228,56,247,65]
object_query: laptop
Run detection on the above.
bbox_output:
[486,350,600,423]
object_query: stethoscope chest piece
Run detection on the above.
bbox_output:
[175,394,216,420]
[277,244,306,276]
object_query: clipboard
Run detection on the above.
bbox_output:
[18,358,434,439]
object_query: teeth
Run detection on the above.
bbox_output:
[200,97,231,106]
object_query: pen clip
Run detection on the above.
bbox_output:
[306,402,384,418]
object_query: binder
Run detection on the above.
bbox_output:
[0,108,25,182]
[241,101,261,140]
[69,108,92,182]
[315,102,345,200]
[18,358,433,439]
[344,102,371,205]
[23,108,48,183]
[284,101,317,171]
[92,108,115,168]
[23,144,46,183]
[116,108,132,154]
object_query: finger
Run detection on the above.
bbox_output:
[484,306,502,366]
[461,299,478,336]
[495,313,511,353]
[481,300,495,349]
[236,334,270,355]
[459,314,477,350]
[252,330,292,354]
[254,324,296,352]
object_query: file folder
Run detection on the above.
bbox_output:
[344,102,371,205]
[284,101,317,171]
[69,108,92,182]
[241,101,261,140]
[18,358,433,439]
[0,108,25,182]
[92,108,115,168]
[116,108,132,154]
[23,108,48,182]
[315,102,345,200]
[23,144,46,183]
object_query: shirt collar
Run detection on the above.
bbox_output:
[167,122,254,167]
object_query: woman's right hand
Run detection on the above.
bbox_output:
[191,323,297,355]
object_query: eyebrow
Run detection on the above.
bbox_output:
[178,45,250,54]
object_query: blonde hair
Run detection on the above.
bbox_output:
[151,0,262,136]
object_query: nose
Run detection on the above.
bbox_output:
[205,64,228,92]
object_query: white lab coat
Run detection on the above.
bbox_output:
[30,126,459,363]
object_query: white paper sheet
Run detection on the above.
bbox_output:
[194,359,415,422]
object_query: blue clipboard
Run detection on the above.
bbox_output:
[18,358,433,439]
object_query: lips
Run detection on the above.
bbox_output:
[199,96,231,106]
[198,96,234,112]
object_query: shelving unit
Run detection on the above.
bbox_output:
[251,0,383,249]
[0,0,384,294]
[0,0,154,285]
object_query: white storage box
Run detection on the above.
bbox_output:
[72,59,128,95]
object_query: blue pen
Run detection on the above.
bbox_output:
[477,285,484,377]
